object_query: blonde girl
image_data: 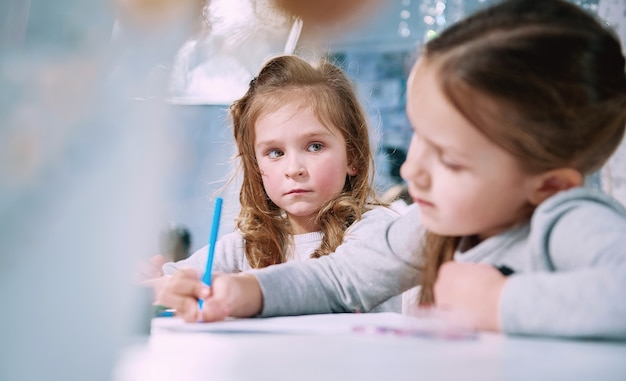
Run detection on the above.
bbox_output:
[157,55,400,318]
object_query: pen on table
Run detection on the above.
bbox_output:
[154,306,175,317]
[198,197,223,310]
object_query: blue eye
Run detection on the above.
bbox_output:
[308,143,323,152]
[268,149,283,159]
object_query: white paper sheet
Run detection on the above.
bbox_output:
[152,312,477,340]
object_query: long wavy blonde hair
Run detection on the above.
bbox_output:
[415,0,626,305]
[229,55,380,268]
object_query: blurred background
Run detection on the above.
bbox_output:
[1,1,624,380]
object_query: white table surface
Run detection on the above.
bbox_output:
[114,313,626,381]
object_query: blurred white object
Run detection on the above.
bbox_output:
[168,0,300,105]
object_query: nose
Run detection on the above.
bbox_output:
[286,167,306,178]
[285,156,307,179]
[400,134,430,189]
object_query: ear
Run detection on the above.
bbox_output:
[527,168,583,205]
[347,162,358,177]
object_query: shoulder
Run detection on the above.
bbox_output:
[530,187,626,268]
[362,205,400,221]
[350,203,422,254]
[341,206,401,242]
[533,187,626,228]
[350,205,399,229]
[340,206,397,240]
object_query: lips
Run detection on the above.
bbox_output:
[286,189,310,195]
[415,198,434,208]
[407,186,434,208]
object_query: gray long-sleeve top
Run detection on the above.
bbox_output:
[253,187,626,340]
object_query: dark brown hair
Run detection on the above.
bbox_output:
[230,55,379,268]
[417,0,626,304]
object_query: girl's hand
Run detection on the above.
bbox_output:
[155,270,264,323]
[198,273,264,322]
[155,268,209,322]
[434,262,507,332]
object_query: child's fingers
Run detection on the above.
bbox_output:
[168,269,203,294]
[176,297,202,322]
[200,296,231,322]
[150,254,166,268]
[156,269,206,307]
[197,274,240,321]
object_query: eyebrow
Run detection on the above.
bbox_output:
[255,131,336,150]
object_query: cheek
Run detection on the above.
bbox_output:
[257,164,276,190]
[259,169,275,187]
[432,174,476,212]
[256,160,274,178]
[316,160,348,190]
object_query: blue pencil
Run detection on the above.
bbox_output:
[198,197,223,310]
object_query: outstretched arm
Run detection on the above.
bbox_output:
[253,206,423,316]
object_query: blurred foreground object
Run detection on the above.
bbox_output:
[0,1,178,380]
[113,0,207,31]
[273,0,383,28]
[115,0,386,104]
[168,0,298,104]
[110,0,208,99]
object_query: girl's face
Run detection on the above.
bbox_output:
[254,101,357,234]
[401,59,540,241]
